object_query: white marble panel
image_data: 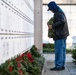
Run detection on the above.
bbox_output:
[0,37,3,64]
[0,0,34,64]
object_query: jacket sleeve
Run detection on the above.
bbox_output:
[52,12,65,28]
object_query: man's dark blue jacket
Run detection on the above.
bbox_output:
[47,1,69,40]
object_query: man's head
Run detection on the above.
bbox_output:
[47,1,59,13]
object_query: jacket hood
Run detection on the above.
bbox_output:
[47,1,59,13]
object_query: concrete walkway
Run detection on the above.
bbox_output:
[42,54,76,75]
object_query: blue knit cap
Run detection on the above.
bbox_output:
[47,1,59,13]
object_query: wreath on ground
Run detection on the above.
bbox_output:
[0,45,45,75]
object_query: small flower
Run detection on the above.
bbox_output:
[18,63,21,68]
[21,53,25,57]
[19,69,23,74]
[30,59,34,63]
[26,52,33,60]
[25,52,34,63]
[8,66,13,72]
[15,57,20,62]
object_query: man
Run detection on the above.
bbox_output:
[47,1,69,71]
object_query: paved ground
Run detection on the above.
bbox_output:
[42,53,76,75]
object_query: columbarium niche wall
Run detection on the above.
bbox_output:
[0,0,34,64]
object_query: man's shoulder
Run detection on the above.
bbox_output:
[56,11,64,14]
[55,11,65,16]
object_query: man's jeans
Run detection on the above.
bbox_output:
[54,38,66,68]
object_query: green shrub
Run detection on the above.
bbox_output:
[43,43,54,48]
[43,43,72,53]
[71,48,76,61]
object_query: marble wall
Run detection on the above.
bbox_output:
[0,0,34,64]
